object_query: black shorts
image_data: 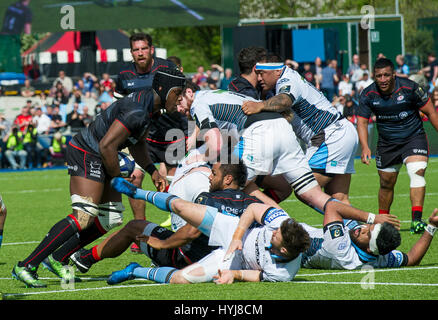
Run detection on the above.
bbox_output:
[146,139,184,167]
[375,133,429,169]
[66,141,107,183]
[145,225,214,269]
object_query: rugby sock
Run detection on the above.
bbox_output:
[132,266,177,284]
[379,209,389,215]
[412,206,423,221]
[75,246,101,267]
[52,219,107,264]
[19,215,79,268]
[0,229,3,248]
[138,190,179,212]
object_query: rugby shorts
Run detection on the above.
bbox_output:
[375,133,429,170]
[234,117,311,182]
[306,118,358,175]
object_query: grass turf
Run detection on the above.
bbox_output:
[0,158,437,303]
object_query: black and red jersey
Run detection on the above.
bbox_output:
[358,77,430,143]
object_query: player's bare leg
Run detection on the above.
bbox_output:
[377,170,398,214]
[316,173,352,205]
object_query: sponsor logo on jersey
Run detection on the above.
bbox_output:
[329,224,344,239]
[264,208,288,224]
[399,111,409,119]
[277,78,290,85]
[278,85,291,94]
[397,95,405,101]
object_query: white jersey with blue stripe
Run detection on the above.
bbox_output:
[190,90,258,132]
[300,221,407,270]
[276,67,342,144]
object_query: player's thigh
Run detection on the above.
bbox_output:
[377,169,399,189]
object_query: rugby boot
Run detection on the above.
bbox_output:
[410,220,427,234]
[107,262,141,285]
[12,264,47,288]
[42,254,80,282]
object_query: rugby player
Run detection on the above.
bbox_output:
[108,178,399,284]
[228,46,267,100]
[357,58,438,234]
[301,200,438,270]
[11,67,186,288]
[240,52,358,206]
[115,33,188,234]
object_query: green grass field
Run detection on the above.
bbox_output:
[0,158,437,303]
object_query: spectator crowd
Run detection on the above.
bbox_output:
[1,50,438,170]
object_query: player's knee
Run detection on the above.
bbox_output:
[169,270,191,284]
[71,194,99,229]
[181,264,210,283]
[97,201,125,232]
[131,168,145,187]
[290,171,320,196]
[406,161,427,188]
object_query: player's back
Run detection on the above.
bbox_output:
[278,67,342,143]
[74,90,154,154]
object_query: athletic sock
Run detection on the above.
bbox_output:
[132,266,177,283]
[19,215,79,268]
[52,218,107,264]
[379,209,389,215]
[137,190,179,212]
[76,245,102,267]
[412,206,423,221]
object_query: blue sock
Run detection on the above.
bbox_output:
[136,190,179,212]
[133,266,177,283]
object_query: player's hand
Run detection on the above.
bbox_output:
[428,208,438,228]
[151,170,168,192]
[374,214,401,230]
[223,239,242,261]
[241,101,264,115]
[360,147,372,165]
[213,269,234,284]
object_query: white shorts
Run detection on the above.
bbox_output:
[185,213,243,282]
[235,118,311,182]
[306,118,358,174]
[168,170,211,231]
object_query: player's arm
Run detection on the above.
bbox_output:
[99,120,131,177]
[224,203,274,260]
[142,224,201,250]
[241,93,292,115]
[129,138,167,192]
[323,199,400,228]
[405,209,438,266]
[357,116,371,165]
[419,98,438,132]
[213,269,262,284]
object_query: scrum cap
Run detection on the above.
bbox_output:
[152,67,186,108]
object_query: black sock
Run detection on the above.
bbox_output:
[19,216,79,268]
[52,219,107,263]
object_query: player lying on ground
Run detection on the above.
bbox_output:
[108,177,399,284]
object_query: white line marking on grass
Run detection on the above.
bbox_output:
[1,188,63,194]
[2,282,165,298]
[284,192,438,203]
[170,0,204,20]
[297,266,438,278]
[292,280,438,287]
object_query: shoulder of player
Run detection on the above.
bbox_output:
[394,76,418,93]
[150,58,176,73]
[359,82,380,99]
[117,63,138,78]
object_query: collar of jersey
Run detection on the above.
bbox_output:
[265,244,294,262]
[351,242,377,263]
